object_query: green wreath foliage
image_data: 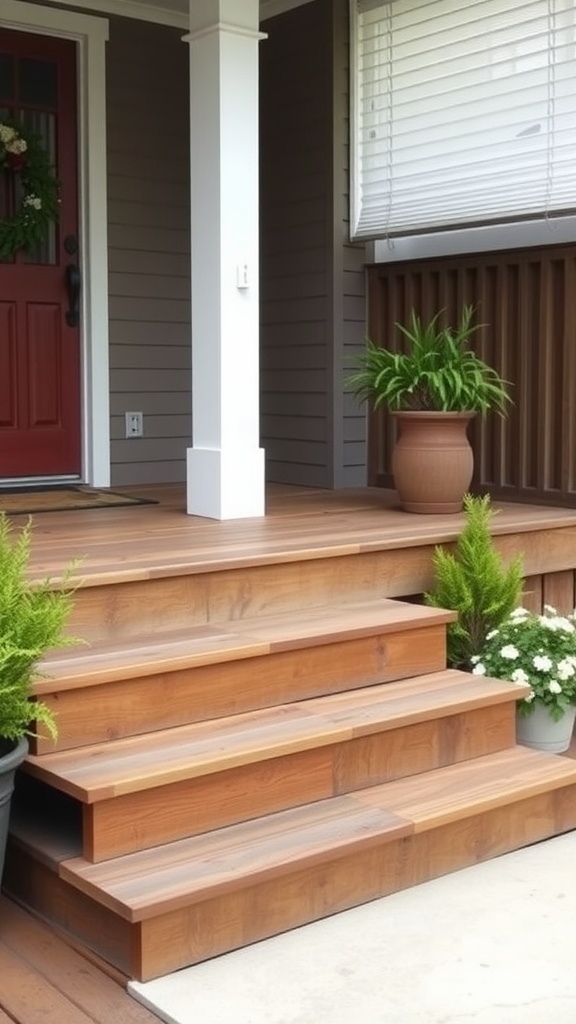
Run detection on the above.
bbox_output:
[0,119,60,262]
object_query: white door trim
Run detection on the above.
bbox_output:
[2,0,110,487]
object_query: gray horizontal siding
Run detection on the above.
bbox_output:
[334,0,368,486]
[106,16,191,486]
[260,1,332,487]
[110,392,192,416]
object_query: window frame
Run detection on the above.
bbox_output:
[349,0,576,261]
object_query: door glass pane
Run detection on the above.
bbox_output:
[19,58,57,109]
[0,104,15,262]
[0,55,14,101]
[22,110,58,266]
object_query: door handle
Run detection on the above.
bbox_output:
[65,263,81,327]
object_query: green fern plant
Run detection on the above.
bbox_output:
[347,305,511,414]
[0,514,79,749]
[424,493,524,669]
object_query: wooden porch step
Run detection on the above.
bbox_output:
[32,599,453,753]
[23,670,522,860]
[38,746,576,979]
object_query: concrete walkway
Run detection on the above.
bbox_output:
[130,831,576,1024]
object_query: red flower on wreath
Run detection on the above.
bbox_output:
[6,151,27,172]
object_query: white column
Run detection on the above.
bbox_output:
[186,0,266,519]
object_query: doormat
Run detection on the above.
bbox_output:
[0,486,158,515]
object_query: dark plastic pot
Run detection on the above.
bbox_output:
[0,737,28,886]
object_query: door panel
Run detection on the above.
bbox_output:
[0,30,80,479]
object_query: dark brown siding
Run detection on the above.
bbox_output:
[366,245,576,507]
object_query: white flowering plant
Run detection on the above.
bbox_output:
[471,605,576,721]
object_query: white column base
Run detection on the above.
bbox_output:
[187,446,266,520]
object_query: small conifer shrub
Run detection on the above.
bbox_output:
[424,493,524,669]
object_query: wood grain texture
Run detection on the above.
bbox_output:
[137,840,410,979]
[82,702,515,861]
[542,569,575,614]
[355,747,576,830]
[136,782,576,981]
[0,945,97,1024]
[85,747,335,861]
[23,671,522,861]
[9,774,576,984]
[60,797,413,921]
[333,704,516,794]
[32,625,449,753]
[27,671,523,801]
[20,483,576,642]
[3,849,135,978]
[56,748,576,925]
[8,483,576,984]
[0,898,159,1023]
[37,599,454,693]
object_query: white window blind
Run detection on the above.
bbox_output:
[351,0,576,241]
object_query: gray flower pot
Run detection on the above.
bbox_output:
[0,737,28,886]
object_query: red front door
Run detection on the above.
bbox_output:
[0,30,81,479]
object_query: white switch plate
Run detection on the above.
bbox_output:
[236,263,249,289]
[125,411,143,437]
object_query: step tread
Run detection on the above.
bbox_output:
[25,670,525,802]
[35,598,454,694]
[355,745,576,829]
[58,746,576,922]
[60,797,412,921]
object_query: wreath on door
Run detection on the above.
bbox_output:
[0,120,60,261]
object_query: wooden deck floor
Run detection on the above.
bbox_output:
[16,481,576,585]
[0,897,160,1023]
[3,483,576,1009]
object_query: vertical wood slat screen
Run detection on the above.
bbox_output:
[366,243,576,507]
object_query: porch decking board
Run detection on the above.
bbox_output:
[4,848,136,977]
[19,484,576,639]
[0,898,160,1024]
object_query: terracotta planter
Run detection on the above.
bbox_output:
[391,411,475,514]
[0,737,28,885]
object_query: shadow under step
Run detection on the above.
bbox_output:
[33,599,454,753]
[23,670,522,860]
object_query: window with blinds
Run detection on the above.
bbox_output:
[350,0,576,242]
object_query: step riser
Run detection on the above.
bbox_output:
[67,550,434,643]
[83,704,515,861]
[135,783,576,979]
[3,846,134,977]
[34,625,447,753]
[9,784,575,981]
